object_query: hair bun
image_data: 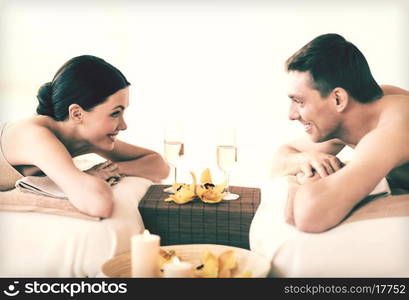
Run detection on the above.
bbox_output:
[36,82,54,117]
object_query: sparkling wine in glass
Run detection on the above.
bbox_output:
[163,125,184,193]
[217,128,239,200]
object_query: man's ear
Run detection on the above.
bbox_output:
[332,87,349,113]
[68,104,84,123]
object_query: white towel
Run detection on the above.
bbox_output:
[368,177,391,196]
[249,177,392,265]
[15,176,67,199]
[15,173,124,200]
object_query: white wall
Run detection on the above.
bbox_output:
[1,0,408,186]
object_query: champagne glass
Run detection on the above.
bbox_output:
[163,124,184,193]
[217,128,239,200]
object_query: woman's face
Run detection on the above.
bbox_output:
[79,87,129,151]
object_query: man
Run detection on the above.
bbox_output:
[272,33,409,233]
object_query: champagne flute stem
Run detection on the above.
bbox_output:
[174,166,177,184]
[225,172,230,195]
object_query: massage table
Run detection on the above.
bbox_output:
[0,156,152,277]
[249,177,409,277]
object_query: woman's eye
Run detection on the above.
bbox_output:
[111,111,121,117]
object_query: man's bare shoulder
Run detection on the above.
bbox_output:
[377,95,409,131]
[378,94,409,126]
[356,99,409,167]
[380,84,409,97]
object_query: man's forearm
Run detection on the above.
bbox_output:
[285,175,301,225]
[272,145,304,176]
[286,172,338,232]
[293,174,359,233]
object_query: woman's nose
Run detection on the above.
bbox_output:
[119,116,127,131]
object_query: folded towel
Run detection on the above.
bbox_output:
[0,122,24,191]
[1,169,125,220]
[0,188,100,221]
[15,174,123,199]
[343,192,409,224]
[367,177,391,197]
[285,177,397,227]
[15,176,67,199]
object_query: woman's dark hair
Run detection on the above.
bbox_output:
[36,55,130,121]
[285,33,383,103]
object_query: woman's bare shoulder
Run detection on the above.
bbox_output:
[6,116,53,130]
[5,117,62,146]
[3,116,62,165]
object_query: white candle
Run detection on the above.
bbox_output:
[163,257,193,278]
[131,230,160,278]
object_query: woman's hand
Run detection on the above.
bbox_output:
[84,160,121,185]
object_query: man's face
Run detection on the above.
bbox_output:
[287,71,340,143]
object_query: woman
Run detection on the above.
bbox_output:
[0,55,169,217]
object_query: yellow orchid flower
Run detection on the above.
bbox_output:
[164,172,197,204]
[196,168,226,204]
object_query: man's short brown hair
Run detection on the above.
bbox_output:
[286,33,383,103]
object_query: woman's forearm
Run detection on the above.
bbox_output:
[116,153,170,182]
[65,174,114,218]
